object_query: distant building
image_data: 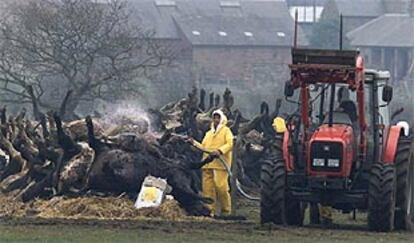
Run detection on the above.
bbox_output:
[347,0,414,83]
[129,0,308,113]
[320,0,384,35]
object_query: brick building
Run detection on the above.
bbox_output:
[129,0,308,115]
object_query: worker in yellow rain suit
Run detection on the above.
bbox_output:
[272,116,333,225]
[190,109,234,216]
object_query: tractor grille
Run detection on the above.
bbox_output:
[310,141,343,172]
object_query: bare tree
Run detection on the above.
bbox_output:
[0,0,175,119]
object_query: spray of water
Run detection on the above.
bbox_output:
[98,101,155,136]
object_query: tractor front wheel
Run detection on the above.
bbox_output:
[260,139,303,225]
[368,163,396,232]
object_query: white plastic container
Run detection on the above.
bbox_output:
[134,175,171,209]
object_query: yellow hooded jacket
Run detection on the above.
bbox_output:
[193,110,234,170]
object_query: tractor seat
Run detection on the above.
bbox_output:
[339,100,358,123]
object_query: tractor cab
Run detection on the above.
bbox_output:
[302,69,393,178]
[260,48,414,232]
[283,49,394,178]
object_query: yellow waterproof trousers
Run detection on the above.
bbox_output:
[202,169,231,216]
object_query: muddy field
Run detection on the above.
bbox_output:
[0,199,413,243]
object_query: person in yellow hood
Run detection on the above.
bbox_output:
[190,109,234,216]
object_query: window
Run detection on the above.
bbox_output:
[309,83,374,126]
[154,0,176,7]
[289,6,323,23]
[277,32,286,37]
[377,85,390,125]
[244,32,253,37]
[220,1,241,16]
[218,31,227,37]
[220,1,240,8]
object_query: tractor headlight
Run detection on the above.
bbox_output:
[312,158,325,167]
[327,159,340,167]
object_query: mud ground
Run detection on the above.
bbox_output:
[0,199,413,242]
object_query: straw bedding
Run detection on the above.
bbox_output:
[0,195,189,221]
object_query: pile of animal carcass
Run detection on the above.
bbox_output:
[0,88,282,221]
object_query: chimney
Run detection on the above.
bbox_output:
[383,0,411,13]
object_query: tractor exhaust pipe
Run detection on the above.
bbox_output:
[294,9,298,48]
[328,83,335,127]
[339,14,343,50]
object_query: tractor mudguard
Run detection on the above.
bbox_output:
[283,130,294,171]
[382,125,402,164]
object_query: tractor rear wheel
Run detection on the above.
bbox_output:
[260,139,303,225]
[394,137,414,230]
[368,163,396,232]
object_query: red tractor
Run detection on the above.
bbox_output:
[260,48,414,231]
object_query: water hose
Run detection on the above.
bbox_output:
[203,149,260,201]
[172,133,260,201]
[207,151,260,201]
